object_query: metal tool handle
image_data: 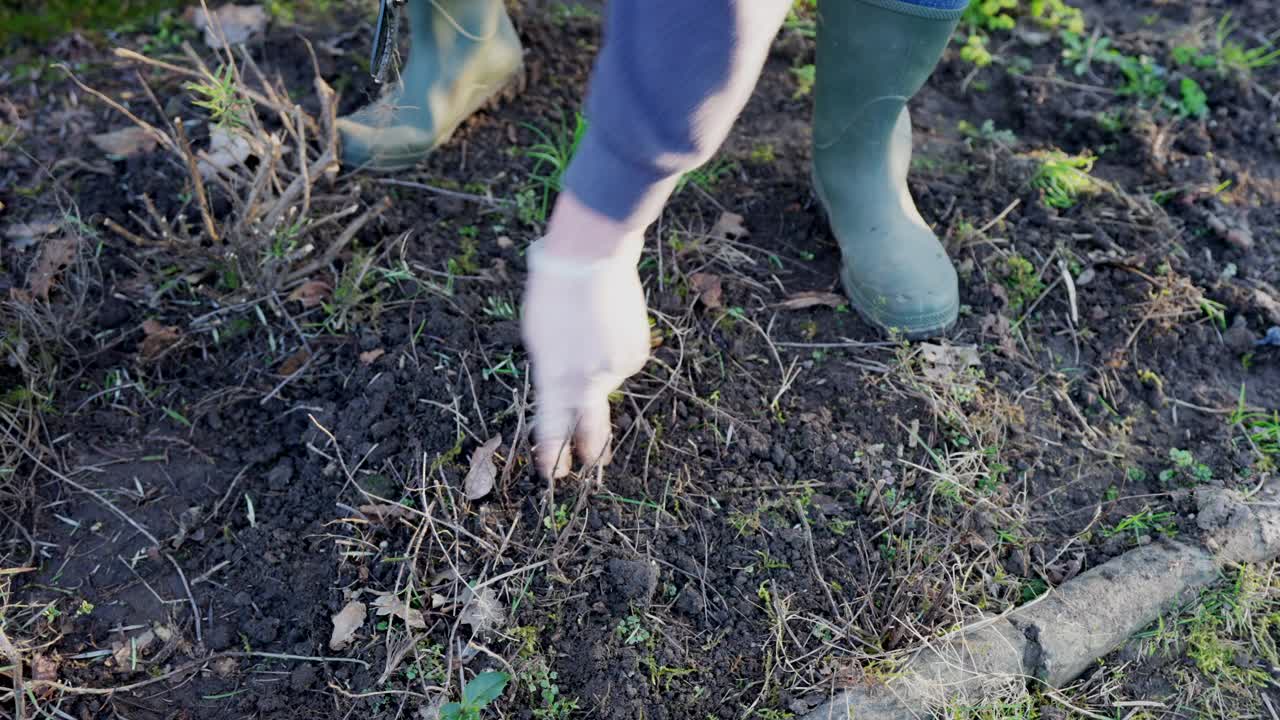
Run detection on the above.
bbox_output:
[370,0,406,84]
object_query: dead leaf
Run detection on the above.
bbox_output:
[459,585,505,634]
[328,600,367,650]
[90,127,158,158]
[463,435,502,501]
[4,219,58,251]
[211,656,238,678]
[370,592,426,629]
[710,211,748,241]
[287,279,331,308]
[139,320,181,360]
[32,653,58,682]
[778,291,846,311]
[359,348,385,365]
[197,127,258,179]
[110,629,156,668]
[980,313,1017,357]
[28,236,77,300]
[1255,287,1280,325]
[1047,551,1085,585]
[918,343,981,383]
[688,272,723,310]
[278,347,311,376]
[190,4,269,47]
[358,503,413,522]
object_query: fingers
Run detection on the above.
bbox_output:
[533,382,576,480]
[573,392,613,470]
[533,377,615,480]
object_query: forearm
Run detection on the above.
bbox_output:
[561,0,791,233]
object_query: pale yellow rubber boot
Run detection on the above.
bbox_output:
[338,0,523,171]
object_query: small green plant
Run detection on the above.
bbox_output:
[482,352,520,382]
[1159,447,1212,484]
[527,667,579,719]
[403,642,447,683]
[960,33,993,67]
[1199,298,1226,330]
[1103,507,1176,540]
[1115,54,1167,101]
[440,672,510,720]
[728,509,762,537]
[139,10,189,54]
[615,615,651,646]
[1094,110,1125,133]
[958,119,1016,148]
[1177,77,1209,119]
[483,296,517,321]
[783,0,817,38]
[1174,14,1280,77]
[939,693,1039,720]
[961,0,1084,66]
[1030,150,1098,209]
[184,64,249,128]
[543,503,570,532]
[790,63,815,98]
[642,655,696,691]
[523,112,589,223]
[675,157,736,194]
[752,550,790,572]
[1060,31,1113,76]
[1001,255,1045,312]
[76,599,94,616]
[750,143,776,165]
[963,0,1019,32]
[1229,386,1279,467]
[826,518,856,536]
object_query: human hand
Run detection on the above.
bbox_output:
[521,193,650,479]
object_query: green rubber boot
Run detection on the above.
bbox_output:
[338,0,523,171]
[812,0,964,338]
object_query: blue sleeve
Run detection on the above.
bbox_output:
[562,0,791,229]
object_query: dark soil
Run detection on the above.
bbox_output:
[3,1,1279,718]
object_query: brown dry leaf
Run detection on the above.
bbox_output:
[358,503,413,522]
[211,656,238,678]
[710,211,748,241]
[778,291,846,311]
[688,272,723,310]
[370,592,427,629]
[328,600,367,650]
[1255,287,1280,325]
[110,629,156,669]
[197,126,259,179]
[90,126,158,158]
[28,236,77,300]
[459,585,505,634]
[4,219,58,251]
[139,320,181,360]
[980,313,1017,357]
[191,4,269,47]
[359,348,385,365]
[918,343,981,383]
[32,653,58,683]
[287,279,331,308]
[278,347,311,376]
[463,435,502,501]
